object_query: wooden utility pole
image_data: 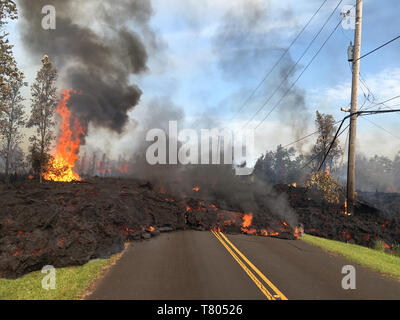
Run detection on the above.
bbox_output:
[347,0,363,215]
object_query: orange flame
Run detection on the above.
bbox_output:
[325,167,330,176]
[118,161,130,175]
[241,213,257,234]
[242,213,253,228]
[294,226,304,239]
[192,186,200,192]
[43,89,86,182]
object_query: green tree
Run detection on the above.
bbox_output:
[254,145,305,185]
[0,0,18,114]
[0,71,26,183]
[27,55,58,183]
[311,111,342,171]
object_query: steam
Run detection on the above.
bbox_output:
[18,0,155,133]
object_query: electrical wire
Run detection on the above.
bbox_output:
[228,0,330,122]
[254,17,343,130]
[356,34,400,61]
[240,0,344,130]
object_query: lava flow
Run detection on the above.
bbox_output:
[43,89,86,182]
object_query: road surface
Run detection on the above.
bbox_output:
[87,230,400,300]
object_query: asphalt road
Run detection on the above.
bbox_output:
[88,230,400,300]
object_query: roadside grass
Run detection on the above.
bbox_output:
[302,234,400,281]
[0,250,124,300]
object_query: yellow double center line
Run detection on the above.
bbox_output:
[211,230,288,300]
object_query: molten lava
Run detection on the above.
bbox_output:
[43,89,86,182]
[241,213,257,235]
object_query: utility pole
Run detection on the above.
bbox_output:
[347,0,363,215]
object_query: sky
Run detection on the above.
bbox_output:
[4,0,400,164]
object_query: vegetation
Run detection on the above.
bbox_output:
[26,55,58,183]
[0,1,18,113]
[306,170,342,204]
[0,257,114,300]
[0,0,25,182]
[254,145,305,185]
[0,73,26,183]
[310,111,342,172]
[351,153,400,192]
[302,234,400,281]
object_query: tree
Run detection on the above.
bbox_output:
[254,145,305,185]
[27,55,58,183]
[0,1,18,115]
[0,72,26,183]
[311,111,342,171]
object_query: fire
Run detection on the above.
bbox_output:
[241,213,257,235]
[242,213,252,228]
[118,161,130,175]
[43,89,86,182]
[383,242,391,250]
[192,186,200,192]
[159,185,167,194]
[325,167,330,176]
[344,200,348,215]
[294,226,304,239]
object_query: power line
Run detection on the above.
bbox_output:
[302,123,349,170]
[363,94,400,111]
[317,119,349,171]
[282,119,342,149]
[228,0,330,122]
[240,0,344,130]
[254,17,343,130]
[356,34,400,61]
[361,116,400,140]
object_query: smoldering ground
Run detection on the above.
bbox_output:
[122,98,299,228]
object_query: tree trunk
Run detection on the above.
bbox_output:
[39,164,43,184]
[5,154,9,185]
[4,138,11,185]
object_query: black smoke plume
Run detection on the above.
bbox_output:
[18,0,155,133]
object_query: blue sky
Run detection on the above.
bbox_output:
[5,0,400,160]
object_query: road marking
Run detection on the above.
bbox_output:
[211,230,275,300]
[218,231,288,300]
[212,230,288,300]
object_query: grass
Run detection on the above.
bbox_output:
[0,251,124,300]
[302,234,400,281]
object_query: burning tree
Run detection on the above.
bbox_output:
[43,89,86,182]
[26,55,58,183]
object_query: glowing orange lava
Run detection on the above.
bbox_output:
[43,89,86,182]
[241,212,257,235]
